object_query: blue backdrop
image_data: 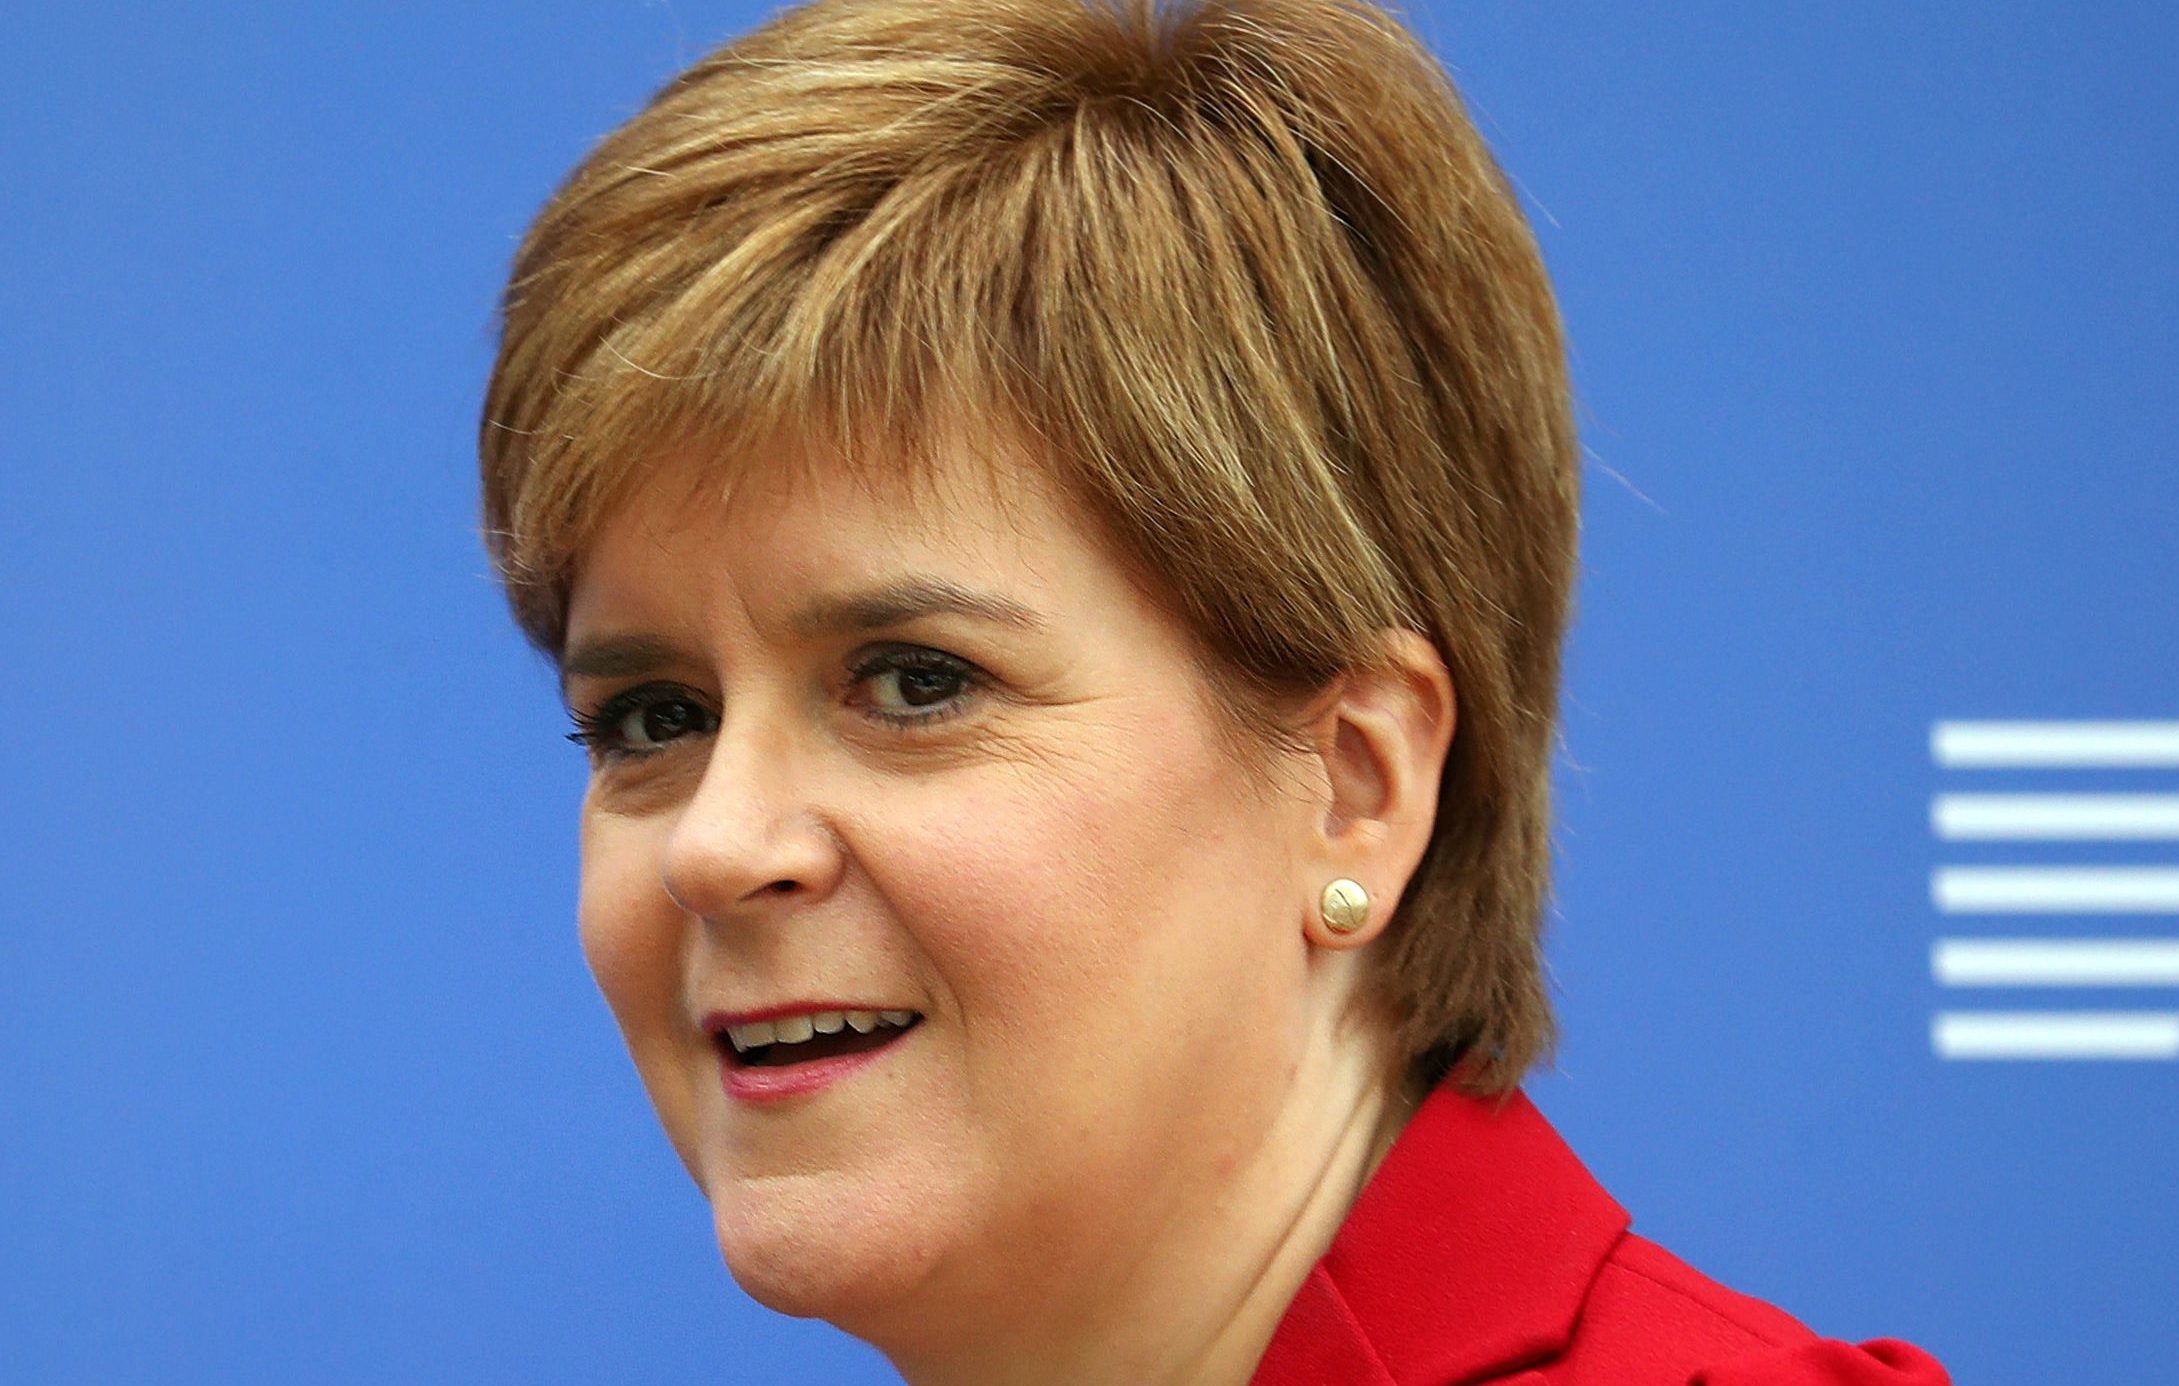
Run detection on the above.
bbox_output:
[4,3,2173,1382]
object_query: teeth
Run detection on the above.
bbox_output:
[726,1019,777,1051]
[723,1009,919,1053]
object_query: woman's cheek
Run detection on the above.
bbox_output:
[576,816,683,1038]
[886,718,1228,1029]
[573,812,712,1180]
[575,819,684,1089]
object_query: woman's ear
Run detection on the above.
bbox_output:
[1299,628,1456,950]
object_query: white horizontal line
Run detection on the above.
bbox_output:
[1932,793,2179,840]
[1932,1011,2179,1060]
[1933,867,2179,914]
[1932,721,2179,768]
[1933,938,2179,986]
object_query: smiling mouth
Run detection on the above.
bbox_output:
[716,1010,923,1068]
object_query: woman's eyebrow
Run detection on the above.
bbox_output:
[788,578,1045,637]
[558,633,692,694]
[558,582,1041,694]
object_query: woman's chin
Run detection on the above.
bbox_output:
[710,1180,947,1326]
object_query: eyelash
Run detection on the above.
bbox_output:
[846,646,985,729]
[564,646,987,760]
[564,685,713,760]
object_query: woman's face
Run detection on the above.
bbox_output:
[561,436,1331,1339]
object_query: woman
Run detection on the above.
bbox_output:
[478,1,1952,1382]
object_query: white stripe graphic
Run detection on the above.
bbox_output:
[1932,1011,2179,1060]
[1932,793,2179,841]
[1931,721,2179,768]
[1932,938,2179,986]
[1932,866,2179,914]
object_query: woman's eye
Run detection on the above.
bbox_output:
[567,686,718,759]
[854,648,981,725]
[872,664,965,711]
[621,698,709,747]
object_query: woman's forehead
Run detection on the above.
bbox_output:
[650,418,1051,539]
[564,429,1122,635]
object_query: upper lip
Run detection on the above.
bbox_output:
[699,1001,919,1034]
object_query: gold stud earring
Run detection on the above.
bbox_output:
[1319,878,1370,935]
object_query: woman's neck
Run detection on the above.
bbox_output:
[889,1029,1419,1386]
[1171,1058,1418,1386]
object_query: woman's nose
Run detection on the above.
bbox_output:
[659,717,846,922]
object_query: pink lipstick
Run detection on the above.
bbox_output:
[703,1004,922,1104]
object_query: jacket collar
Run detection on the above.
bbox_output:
[1251,1084,1631,1386]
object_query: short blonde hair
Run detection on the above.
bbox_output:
[480,0,1579,1096]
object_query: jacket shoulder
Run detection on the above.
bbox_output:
[1533,1234,1951,1386]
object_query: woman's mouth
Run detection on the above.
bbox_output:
[721,1008,920,1065]
[709,1008,923,1101]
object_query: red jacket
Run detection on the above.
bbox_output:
[1251,1085,1951,1385]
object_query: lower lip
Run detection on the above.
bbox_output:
[717,1027,913,1104]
